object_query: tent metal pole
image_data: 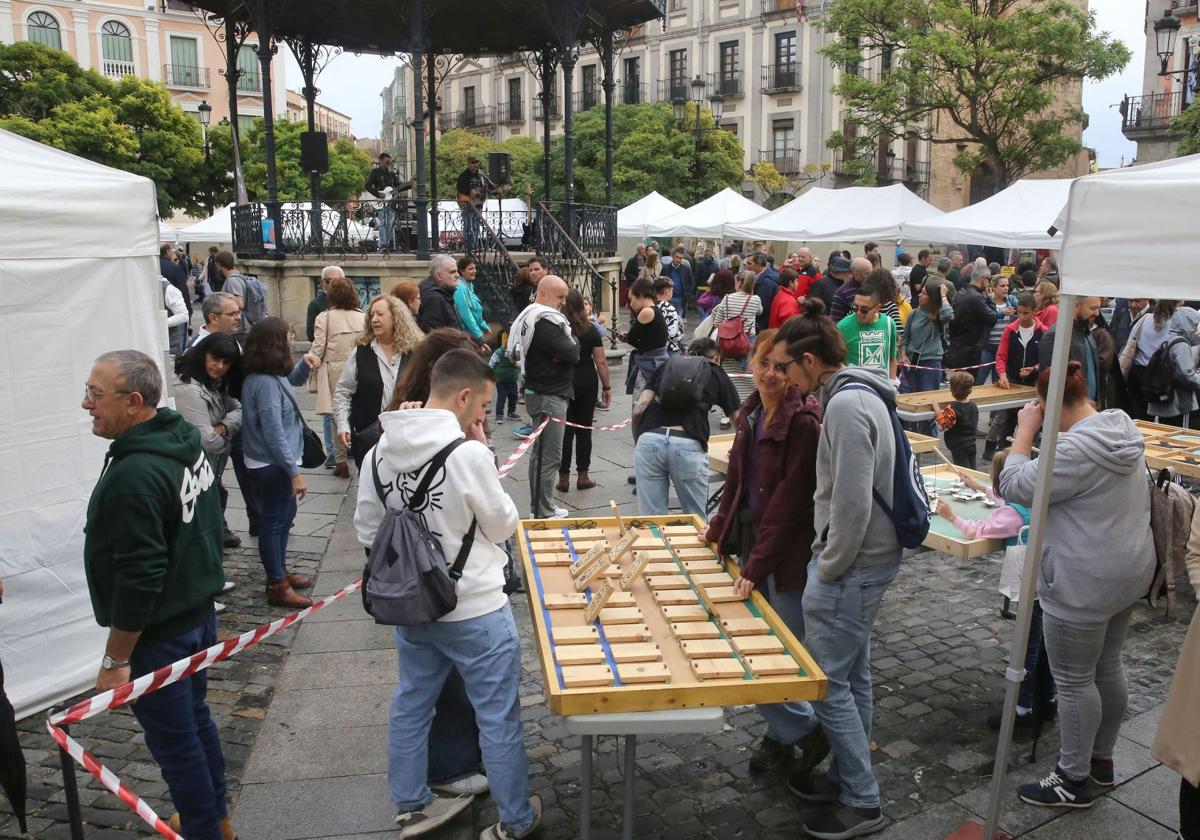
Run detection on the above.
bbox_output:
[980,294,1077,839]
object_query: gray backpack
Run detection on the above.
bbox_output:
[242,274,268,326]
[361,439,478,626]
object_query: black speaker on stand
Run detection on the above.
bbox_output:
[487,152,512,244]
[300,131,329,173]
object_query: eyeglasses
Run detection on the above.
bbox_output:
[853,305,879,315]
[84,385,131,401]
[763,359,797,375]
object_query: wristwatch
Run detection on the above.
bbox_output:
[101,654,130,670]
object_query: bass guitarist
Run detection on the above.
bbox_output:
[456,156,488,251]
[363,152,412,251]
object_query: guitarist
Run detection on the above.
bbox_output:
[456,156,487,251]
[364,152,412,251]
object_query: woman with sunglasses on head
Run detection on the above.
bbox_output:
[705,328,829,781]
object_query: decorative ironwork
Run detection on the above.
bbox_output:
[443,105,497,131]
[498,99,524,124]
[461,203,520,325]
[709,70,742,98]
[1120,91,1189,134]
[530,201,618,341]
[761,63,801,93]
[619,79,646,105]
[164,64,210,87]
[758,148,800,174]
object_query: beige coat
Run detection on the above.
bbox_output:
[310,307,365,414]
[1153,503,1200,785]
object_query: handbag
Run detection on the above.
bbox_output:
[717,290,754,360]
[280,380,328,469]
[997,525,1029,603]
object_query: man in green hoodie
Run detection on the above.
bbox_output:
[82,350,231,840]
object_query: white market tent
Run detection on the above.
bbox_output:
[900,178,1073,249]
[644,187,767,239]
[0,129,164,719]
[177,202,234,244]
[158,219,181,241]
[727,183,942,242]
[616,190,685,237]
[977,153,1200,838]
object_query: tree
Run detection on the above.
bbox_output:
[232,118,372,203]
[0,41,207,216]
[820,0,1130,191]
[1174,104,1200,156]
[750,160,832,209]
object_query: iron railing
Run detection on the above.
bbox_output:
[833,151,931,185]
[758,148,801,174]
[531,201,617,343]
[658,79,691,103]
[573,87,602,112]
[461,203,520,324]
[760,0,794,15]
[1121,92,1189,134]
[164,64,209,88]
[761,63,801,93]
[237,71,261,93]
[443,106,495,131]
[498,99,524,124]
[620,80,647,105]
[709,70,743,98]
[533,97,561,120]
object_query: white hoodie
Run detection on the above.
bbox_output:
[354,408,519,622]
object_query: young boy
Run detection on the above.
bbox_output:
[653,277,685,355]
[488,330,521,423]
[935,370,980,469]
[985,292,1044,460]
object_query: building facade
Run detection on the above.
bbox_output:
[284,88,352,141]
[380,63,412,177]
[2,0,286,133]
[409,0,933,204]
[1121,0,1198,164]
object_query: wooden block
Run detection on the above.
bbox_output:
[551,626,599,645]
[533,552,573,567]
[609,643,661,663]
[582,581,614,624]
[607,528,643,565]
[693,572,735,587]
[619,551,650,589]
[662,524,703,536]
[682,560,722,573]
[721,617,771,636]
[676,548,717,561]
[570,540,601,552]
[602,624,652,643]
[634,536,665,549]
[646,551,677,561]
[534,541,571,554]
[599,607,643,625]
[610,500,626,534]
[560,664,612,688]
[564,528,606,540]
[661,604,710,621]
[702,586,742,603]
[569,542,609,578]
[652,588,699,606]
[680,638,734,659]
[667,535,706,548]
[602,565,623,579]
[645,575,690,590]
[527,529,566,541]
[731,635,785,656]
[554,644,606,666]
[645,562,681,575]
[691,658,747,681]
[544,593,587,609]
[616,662,671,684]
[670,622,722,640]
[573,552,613,591]
[606,591,636,607]
[745,654,800,677]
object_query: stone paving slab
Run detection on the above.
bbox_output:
[292,618,395,655]
[277,649,397,691]
[242,723,389,783]
[1022,797,1175,839]
[1109,764,1181,833]
[258,684,393,732]
[231,774,401,840]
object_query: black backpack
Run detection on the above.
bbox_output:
[655,355,712,411]
[1141,336,1188,405]
[361,439,478,626]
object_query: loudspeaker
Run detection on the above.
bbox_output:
[488,151,511,186]
[300,131,329,173]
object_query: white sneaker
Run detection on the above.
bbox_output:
[551,506,569,519]
[394,793,474,838]
[221,580,237,593]
[719,417,731,428]
[431,773,489,796]
[214,601,226,614]
[479,794,542,839]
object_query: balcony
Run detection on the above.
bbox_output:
[760,63,801,94]
[758,148,801,174]
[573,87,602,112]
[1121,92,1190,137]
[102,58,135,80]
[498,99,523,124]
[164,64,209,88]
[709,70,743,98]
[833,150,930,185]
[237,72,262,93]
[620,80,647,105]
[657,79,691,104]
[443,105,495,131]
[760,0,793,15]
[533,97,561,120]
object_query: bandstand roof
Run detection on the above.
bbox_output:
[187,0,666,55]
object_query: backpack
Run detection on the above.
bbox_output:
[717,291,754,360]
[361,438,479,626]
[655,355,712,411]
[830,383,931,548]
[1141,336,1188,405]
[242,274,268,326]
[1146,467,1196,617]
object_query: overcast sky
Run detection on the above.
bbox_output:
[285,0,1146,169]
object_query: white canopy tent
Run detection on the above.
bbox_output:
[643,188,767,239]
[977,153,1200,838]
[616,191,685,238]
[0,129,164,718]
[900,178,1073,249]
[158,219,181,241]
[177,203,234,244]
[727,183,942,242]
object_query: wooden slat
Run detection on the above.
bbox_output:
[701,586,743,603]
[645,575,690,590]
[676,548,718,561]
[602,624,652,643]
[690,658,745,680]
[661,604,710,621]
[533,552,573,566]
[560,664,613,687]
[667,535,706,548]
[681,559,722,572]
[551,626,599,645]
[745,654,800,677]
[616,662,672,684]
[720,617,771,636]
[544,593,587,609]
[680,638,734,659]
[609,643,661,663]
[645,562,682,575]
[652,589,699,606]
[693,572,736,587]
[554,644,606,666]
[662,524,703,536]
[598,607,643,624]
[670,622,722,640]
[731,635,785,656]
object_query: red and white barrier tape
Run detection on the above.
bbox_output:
[46,579,364,840]
[496,417,551,479]
[554,416,632,432]
[900,360,996,372]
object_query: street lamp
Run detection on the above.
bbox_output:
[673,75,725,203]
[197,99,214,215]
[1153,9,1182,76]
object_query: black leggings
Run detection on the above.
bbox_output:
[560,384,598,473]
[1182,777,1200,840]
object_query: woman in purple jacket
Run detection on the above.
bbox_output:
[705,329,829,778]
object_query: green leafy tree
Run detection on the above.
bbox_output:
[230,118,372,203]
[1175,104,1200,156]
[821,0,1130,191]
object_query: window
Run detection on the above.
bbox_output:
[100,21,134,78]
[463,85,476,124]
[237,115,256,136]
[774,32,797,68]
[237,45,261,92]
[623,56,641,104]
[168,36,201,86]
[668,49,688,101]
[581,64,597,109]
[668,0,685,9]
[719,41,739,95]
[772,119,794,156]
[720,122,738,136]
[26,11,61,50]
[507,77,522,121]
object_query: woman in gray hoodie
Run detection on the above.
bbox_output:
[1000,360,1155,809]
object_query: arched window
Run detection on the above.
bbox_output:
[26,11,61,50]
[101,21,134,78]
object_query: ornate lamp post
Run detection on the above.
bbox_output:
[197,99,214,215]
[1153,9,1182,77]
[672,75,725,204]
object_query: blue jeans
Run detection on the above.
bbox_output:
[758,578,818,744]
[129,613,226,840]
[463,206,481,251]
[802,555,900,809]
[1018,600,1056,710]
[379,203,396,250]
[389,605,534,831]
[977,346,997,385]
[427,668,484,783]
[230,433,261,532]
[902,358,943,436]
[244,463,296,584]
[634,432,709,517]
[322,414,334,457]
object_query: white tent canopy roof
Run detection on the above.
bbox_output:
[727,183,942,242]
[617,190,685,237]
[177,203,234,243]
[901,178,1072,249]
[1058,154,1200,300]
[644,187,767,238]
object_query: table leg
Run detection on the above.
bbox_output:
[622,734,636,840]
[580,733,592,840]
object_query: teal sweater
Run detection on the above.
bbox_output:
[84,409,224,640]
[454,279,488,340]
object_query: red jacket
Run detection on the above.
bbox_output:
[768,287,802,329]
[994,319,1045,384]
[705,386,822,591]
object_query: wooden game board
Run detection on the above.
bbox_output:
[1135,421,1200,479]
[708,430,940,475]
[920,463,1006,560]
[894,384,1035,420]
[517,515,827,715]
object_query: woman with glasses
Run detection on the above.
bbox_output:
[982,274,1018,385]
[705,328,828,778]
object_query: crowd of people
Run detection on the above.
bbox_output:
[64,236,1200,840]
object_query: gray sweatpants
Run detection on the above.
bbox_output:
[525,392,567,518]
[1041,605,1135,780]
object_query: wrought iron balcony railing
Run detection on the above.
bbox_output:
[533,97,561,120]
[443,106,495,131]
[760,63,801,94]
[1120,92,1189,135]
[709,70,743,98]
[164,64,209,88]
[758,148,801,174]
[657,79,691,104]
[498,99,524,124]
[620,80,647,105]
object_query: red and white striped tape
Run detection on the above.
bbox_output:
[554,416,632,433]
[496,417,551,479]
